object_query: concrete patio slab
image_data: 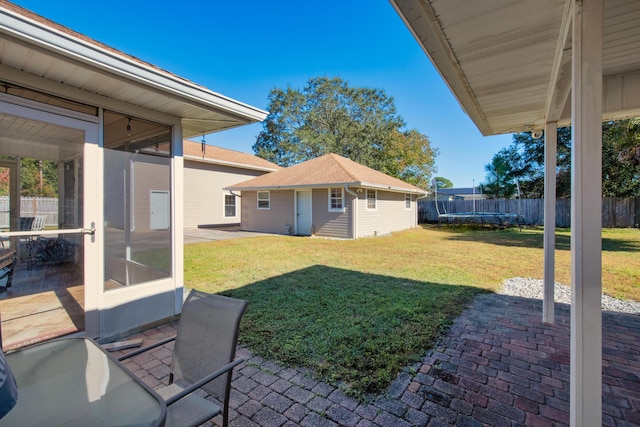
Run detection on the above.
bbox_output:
[184,227,279,245]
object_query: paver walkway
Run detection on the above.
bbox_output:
[112,293,640,426]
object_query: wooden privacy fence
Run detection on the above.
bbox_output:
[418,197,640,228]
[0,196,58,228]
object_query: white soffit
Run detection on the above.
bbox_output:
[390,0,640,136]
[0,2,267,137]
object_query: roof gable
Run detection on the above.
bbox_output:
[227,153,427,194]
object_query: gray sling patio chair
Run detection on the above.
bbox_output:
[118,290,248,427]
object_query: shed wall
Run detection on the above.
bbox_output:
[240,190,295,234]
[357,191,418,238]
[183,160,265,228]
[311,188,353,239]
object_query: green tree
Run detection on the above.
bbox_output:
[253,76,438,188]
[483,153,517,199]
[602,118,640,197]
[498,129,572,198]
[20,159,58,197]
[487,120,639,199]
[433,176,453,189]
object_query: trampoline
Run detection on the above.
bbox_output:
[433,181,524,229]
[436,210,522,228]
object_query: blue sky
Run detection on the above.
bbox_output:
[16,0,514,187]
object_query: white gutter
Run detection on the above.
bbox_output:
[0,7,268,122]
[344,186,359,239]
[228,182,427,195]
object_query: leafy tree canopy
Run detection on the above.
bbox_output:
[433,176,453,189]
[482,153,517,199]
[485,119,640,198]
[0,159,58,197]
[253,77,438,189]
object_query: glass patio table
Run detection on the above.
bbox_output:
[0,337,166,426]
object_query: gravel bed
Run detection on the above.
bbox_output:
[500,277,640,314]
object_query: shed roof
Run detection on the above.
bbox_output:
[0,0,267,137]
[183,140,282,172]
[227,153,428,194]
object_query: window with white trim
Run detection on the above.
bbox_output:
[257,191,270,209]
[405,194,412,209]
[225,194,237,217]
[329,188,344,211]
[366,189,377,210]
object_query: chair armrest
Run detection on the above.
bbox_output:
[165,357,245,406]
[116,335,176,361]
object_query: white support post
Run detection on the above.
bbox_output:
[571,0,603,426]
[543,122,557,324]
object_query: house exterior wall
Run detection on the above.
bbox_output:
[357,191,418,238]
[184,160,265,228]
[240,190,295,234]
[133,156,171,232]
[311,188,353,239]
[238,188,419,239]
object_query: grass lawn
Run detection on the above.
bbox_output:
[184,225,640,397]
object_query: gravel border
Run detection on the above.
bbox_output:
[499,277,640,314]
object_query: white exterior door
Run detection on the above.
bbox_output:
[296,190,312,235]
[150,190,170,230]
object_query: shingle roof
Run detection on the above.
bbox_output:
[227,153,427,194]
[183,140,281,171]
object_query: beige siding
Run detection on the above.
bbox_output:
[133,156,170,232]
[240,190,295,235]
[357,191,419,238]
[183,161,265,228]
[312,188,353,239]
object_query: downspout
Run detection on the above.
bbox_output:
[344,186,358,239]
[416,192,429,227]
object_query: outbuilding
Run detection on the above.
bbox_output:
[182,140,281,229]
[226,153,427,239]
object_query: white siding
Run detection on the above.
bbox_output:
[183,161,265,228]
[312,188,353,239]
[240,190,295,235]
[357,191,418,238]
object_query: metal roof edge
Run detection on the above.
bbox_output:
[360,182,428,195]
[0,5,268,122]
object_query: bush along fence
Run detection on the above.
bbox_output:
[418,197,640,228]
[0,196,58,228]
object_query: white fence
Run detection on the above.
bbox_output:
[0,196,58,228]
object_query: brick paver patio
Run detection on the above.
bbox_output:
[112,293,640,426]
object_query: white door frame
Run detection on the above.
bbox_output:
[0,96,102,337]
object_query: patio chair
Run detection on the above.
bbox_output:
[118,290,248,427]
[30,215,47,232]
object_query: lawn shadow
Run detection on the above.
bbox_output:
[438,226,639,253]
[221,264,488,397]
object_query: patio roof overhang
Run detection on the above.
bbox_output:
[390,0,640,136]
[390,1,640,426]
[0,2,267,138]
